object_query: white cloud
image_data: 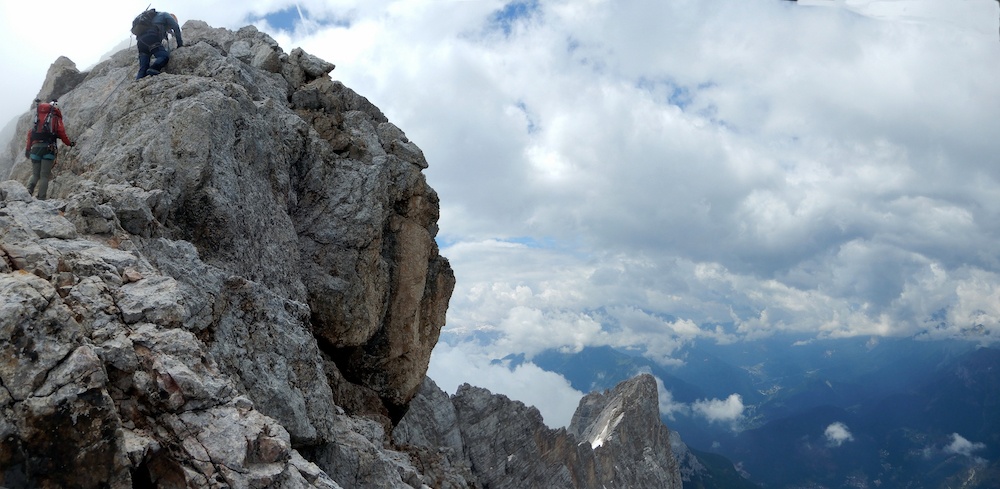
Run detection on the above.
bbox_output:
[427,342,584,429]
[824,422,855,447]
[945,433,986,458]
[649,374,689,421]
[691,394,744,424]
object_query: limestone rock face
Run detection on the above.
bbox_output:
[396,374,683,489]
[1,20,452,489]
[3,19,454,420]
[0,197,340,488]
[36,56,87,103]
[568,374,683,489]
[393,378,477,489]
[669,431,709,487]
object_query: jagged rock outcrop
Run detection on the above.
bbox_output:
[393,378,478,489]
[4,19,455,423]
[395,374,683,489]
[35,56,88,103]
[1,20,452,488]
[569,374,681,488]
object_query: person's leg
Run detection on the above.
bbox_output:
[136,33,159,79]
[27,158,41,195]
[137,52,151,79]
[147,43,170,74]
[36,157,55,200]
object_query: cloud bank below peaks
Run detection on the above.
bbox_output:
[419,0,1000,360]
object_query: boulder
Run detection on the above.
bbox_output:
[35,56,87,103]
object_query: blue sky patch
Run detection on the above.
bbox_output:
[516,101,539,134]
[250,4,351,32]
[435,235,463,251]
[489,0,540,36]
[636,77,695,110]
[505,236,558,249]
[255,5,305,31]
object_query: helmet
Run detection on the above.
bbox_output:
[171,13,178,24]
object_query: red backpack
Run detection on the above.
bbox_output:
[31,103,58,144]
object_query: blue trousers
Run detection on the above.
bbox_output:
[136,33,169,79]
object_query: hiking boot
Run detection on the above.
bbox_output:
[146,68,161,76]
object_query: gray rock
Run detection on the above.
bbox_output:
[394,378,478,489]
[569,374,683,489]
[304,413,428,489]
[0,180,31,202]
[397,374,683,489]
[283,47,336,88]
[2,199,78,239]
[394,378,464,452]
[207,276,338,446]
[451,383,582,489]
[0,207,342,487]
[36,56,88,103]
[669,431,708,485]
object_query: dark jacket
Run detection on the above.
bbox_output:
[140,12,183,47]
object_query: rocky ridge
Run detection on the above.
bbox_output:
[1,21,682,488]
[395,374,683,489]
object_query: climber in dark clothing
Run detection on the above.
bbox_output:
[135,11,183,79]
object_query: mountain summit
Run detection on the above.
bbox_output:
[0,21,683,488]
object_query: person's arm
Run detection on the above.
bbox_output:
[25,129,31,158]
[52,113,74,146]
[169,15,183,47]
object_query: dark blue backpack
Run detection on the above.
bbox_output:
[131,9,157,36]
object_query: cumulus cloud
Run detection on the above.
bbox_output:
[427,342,584,428]
[945,433,986,458]
[656,388,689,421]
[638,369,749,426]
[642,371,690,420]
[691,394,744,424]
[824,422,855,447]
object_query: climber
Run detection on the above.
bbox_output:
[24,100,75,200]
[133,9,184,79]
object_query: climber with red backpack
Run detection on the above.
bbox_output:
[24,99,75,200]
[132,8,184,79]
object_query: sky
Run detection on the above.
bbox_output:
[2,0,1000,428]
